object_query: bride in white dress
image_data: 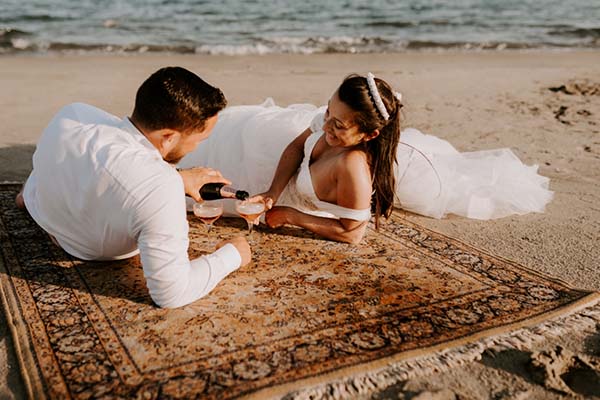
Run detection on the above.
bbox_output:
[179,73,553,243]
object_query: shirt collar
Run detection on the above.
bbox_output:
[119,117,163,159]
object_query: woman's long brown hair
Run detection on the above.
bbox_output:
[337,74,402,228]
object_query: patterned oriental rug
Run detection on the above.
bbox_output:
[0,183,598,399]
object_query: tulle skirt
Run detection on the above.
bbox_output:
[395,128,553,219]
[179,99,553,220]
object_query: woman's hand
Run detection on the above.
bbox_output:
[178,167,231,202]
[247,192,276,225]
[248,191,276,210]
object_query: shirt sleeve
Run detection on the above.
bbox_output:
[132,174,241,308]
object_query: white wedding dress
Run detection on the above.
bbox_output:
[179,99,553,220]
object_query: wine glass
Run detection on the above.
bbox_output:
[193,200,224,233]
[235,199,266,236]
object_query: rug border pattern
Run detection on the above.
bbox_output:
[0,183,597,399]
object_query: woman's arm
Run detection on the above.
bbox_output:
[266,207,368,244]
[265,150,373,244]
[259,127,312,206]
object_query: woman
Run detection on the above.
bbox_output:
[179,73,553,243]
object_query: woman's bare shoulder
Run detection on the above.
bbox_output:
[336,149,371,182]
[338,148,369,168]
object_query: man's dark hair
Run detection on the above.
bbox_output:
[132,66,227,134]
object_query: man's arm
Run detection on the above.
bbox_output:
[133,177,249,308]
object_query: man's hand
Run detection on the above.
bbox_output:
[216,236,251,266]
[178,167,231,202]
[265,206,294,229]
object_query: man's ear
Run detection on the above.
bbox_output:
[162,130,181,147]
[147,129,181,154]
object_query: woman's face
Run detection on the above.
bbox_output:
[323,91,370,148]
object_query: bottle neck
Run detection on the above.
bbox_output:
[221,186,249,200]
[219,185,238,199]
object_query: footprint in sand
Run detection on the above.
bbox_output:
[554,105,570,124]
[549,79,600,96]
[546,79,599,126]
[528,345,600,397]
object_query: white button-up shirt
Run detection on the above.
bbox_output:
[23,103,241,308]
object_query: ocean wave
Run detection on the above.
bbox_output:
[0,39,199,55]
[0,28,31,39]
[193,38,592,55]
[362,21,415,28]
[0,35,598,56]
[549,27,600,39]
[197,36,395,55]
[46,42,197,54]
[0,14,75,23]
[0,28,33,51]
[404,40,535,50]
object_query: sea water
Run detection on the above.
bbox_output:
[1,0,599,55]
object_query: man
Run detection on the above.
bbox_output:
[16,66,251,308]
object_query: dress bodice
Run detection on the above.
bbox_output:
[278,113,372,221]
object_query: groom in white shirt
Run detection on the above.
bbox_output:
[16,66,251,308]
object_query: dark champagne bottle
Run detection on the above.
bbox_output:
[199,183,249,201]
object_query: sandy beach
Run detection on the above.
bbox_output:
[1,51,599,399]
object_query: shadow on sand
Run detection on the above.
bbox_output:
[0,144,35,182]
[0,144,34,400]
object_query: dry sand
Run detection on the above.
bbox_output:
[1,51,599,399]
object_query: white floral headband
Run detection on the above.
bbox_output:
[366,72,402,121]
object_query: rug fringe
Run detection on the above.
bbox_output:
[285,298,600,400]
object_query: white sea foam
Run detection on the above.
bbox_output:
[11,38,31,50]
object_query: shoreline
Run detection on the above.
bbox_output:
[1,50,599,399]
[3,46,600,57]
[2,47,599,59]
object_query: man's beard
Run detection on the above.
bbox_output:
[164,148,185,165]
